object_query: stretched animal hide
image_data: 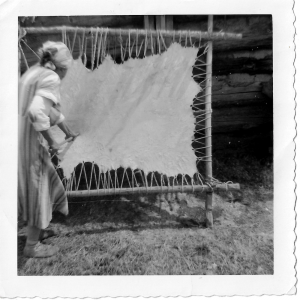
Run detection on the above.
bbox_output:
[52,43,201,177]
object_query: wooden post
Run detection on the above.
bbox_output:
[144,15,155,30]
[155,16,173,49]
[144,15,156,55]
[155,15,165,30]
[165,16,173,47]
[205,15,214,228]
[165,15,173,31]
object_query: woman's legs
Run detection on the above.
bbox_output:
[24,225,59,258]
[26,225,41,247]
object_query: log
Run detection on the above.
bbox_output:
[212,91,268,104]
[212,97,271,110]
[66,183,241,197]
[210,105,273,133]
[19,15,272,52]
[212,56,273,75]
[173,15,272,51]
[212,127,273,154]
[212,82,262,95]
[195,98,273,133]
[212,36,272,52]
[173,15,272,35]
[20,16,145,29]
[22,26,243,41]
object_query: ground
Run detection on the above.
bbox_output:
[18,156,273,275]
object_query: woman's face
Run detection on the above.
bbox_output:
[55,67,68,80]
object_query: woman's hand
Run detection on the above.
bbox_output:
[65,129,80,141]
[49,141,62,156]
[57,121,79,141]
[40,129,61,155]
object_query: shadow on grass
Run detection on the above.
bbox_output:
[61,222,205,237]
[51,192,207,231]
[18,192,207,269]
[17,193,206,271]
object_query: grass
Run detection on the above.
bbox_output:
[18,155,273,275]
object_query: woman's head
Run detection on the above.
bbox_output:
[38,41,72,79]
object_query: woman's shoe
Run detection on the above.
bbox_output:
[39,229,56,241]
[24,242,59,258]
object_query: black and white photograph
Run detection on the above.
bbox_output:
[16,13,274,274]
[0,0,297,298]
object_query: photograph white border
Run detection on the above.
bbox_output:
[0,0,297,297]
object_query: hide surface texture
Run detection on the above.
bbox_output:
[52,43,200,178]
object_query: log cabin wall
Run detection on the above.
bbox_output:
[19,15,273,159]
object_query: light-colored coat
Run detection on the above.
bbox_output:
[18,65,68,229]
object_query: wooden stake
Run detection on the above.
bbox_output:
[205,191,214,228]
[205,15,214,228]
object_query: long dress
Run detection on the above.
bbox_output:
[18,65,68,229]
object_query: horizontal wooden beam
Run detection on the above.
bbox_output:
[66,183,240,197]
[22,26,242,41]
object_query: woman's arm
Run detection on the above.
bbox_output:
[28,95,61,153]
[57,121,80,140]
[39,130,61,154]
[50,104,79,140]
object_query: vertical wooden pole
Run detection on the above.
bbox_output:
[165,16,173,47]
[155,16,173,49]
[205,15,214,228]
[144,15,156,55]
[165,15,173,31]
[144,16,150,29]
[156,15,166,30]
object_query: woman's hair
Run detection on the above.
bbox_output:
[38,42,72,70]
[38,47,58,66]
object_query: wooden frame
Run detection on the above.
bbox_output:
[19,15,242,227]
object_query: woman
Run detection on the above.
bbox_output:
[18,41,79,258]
